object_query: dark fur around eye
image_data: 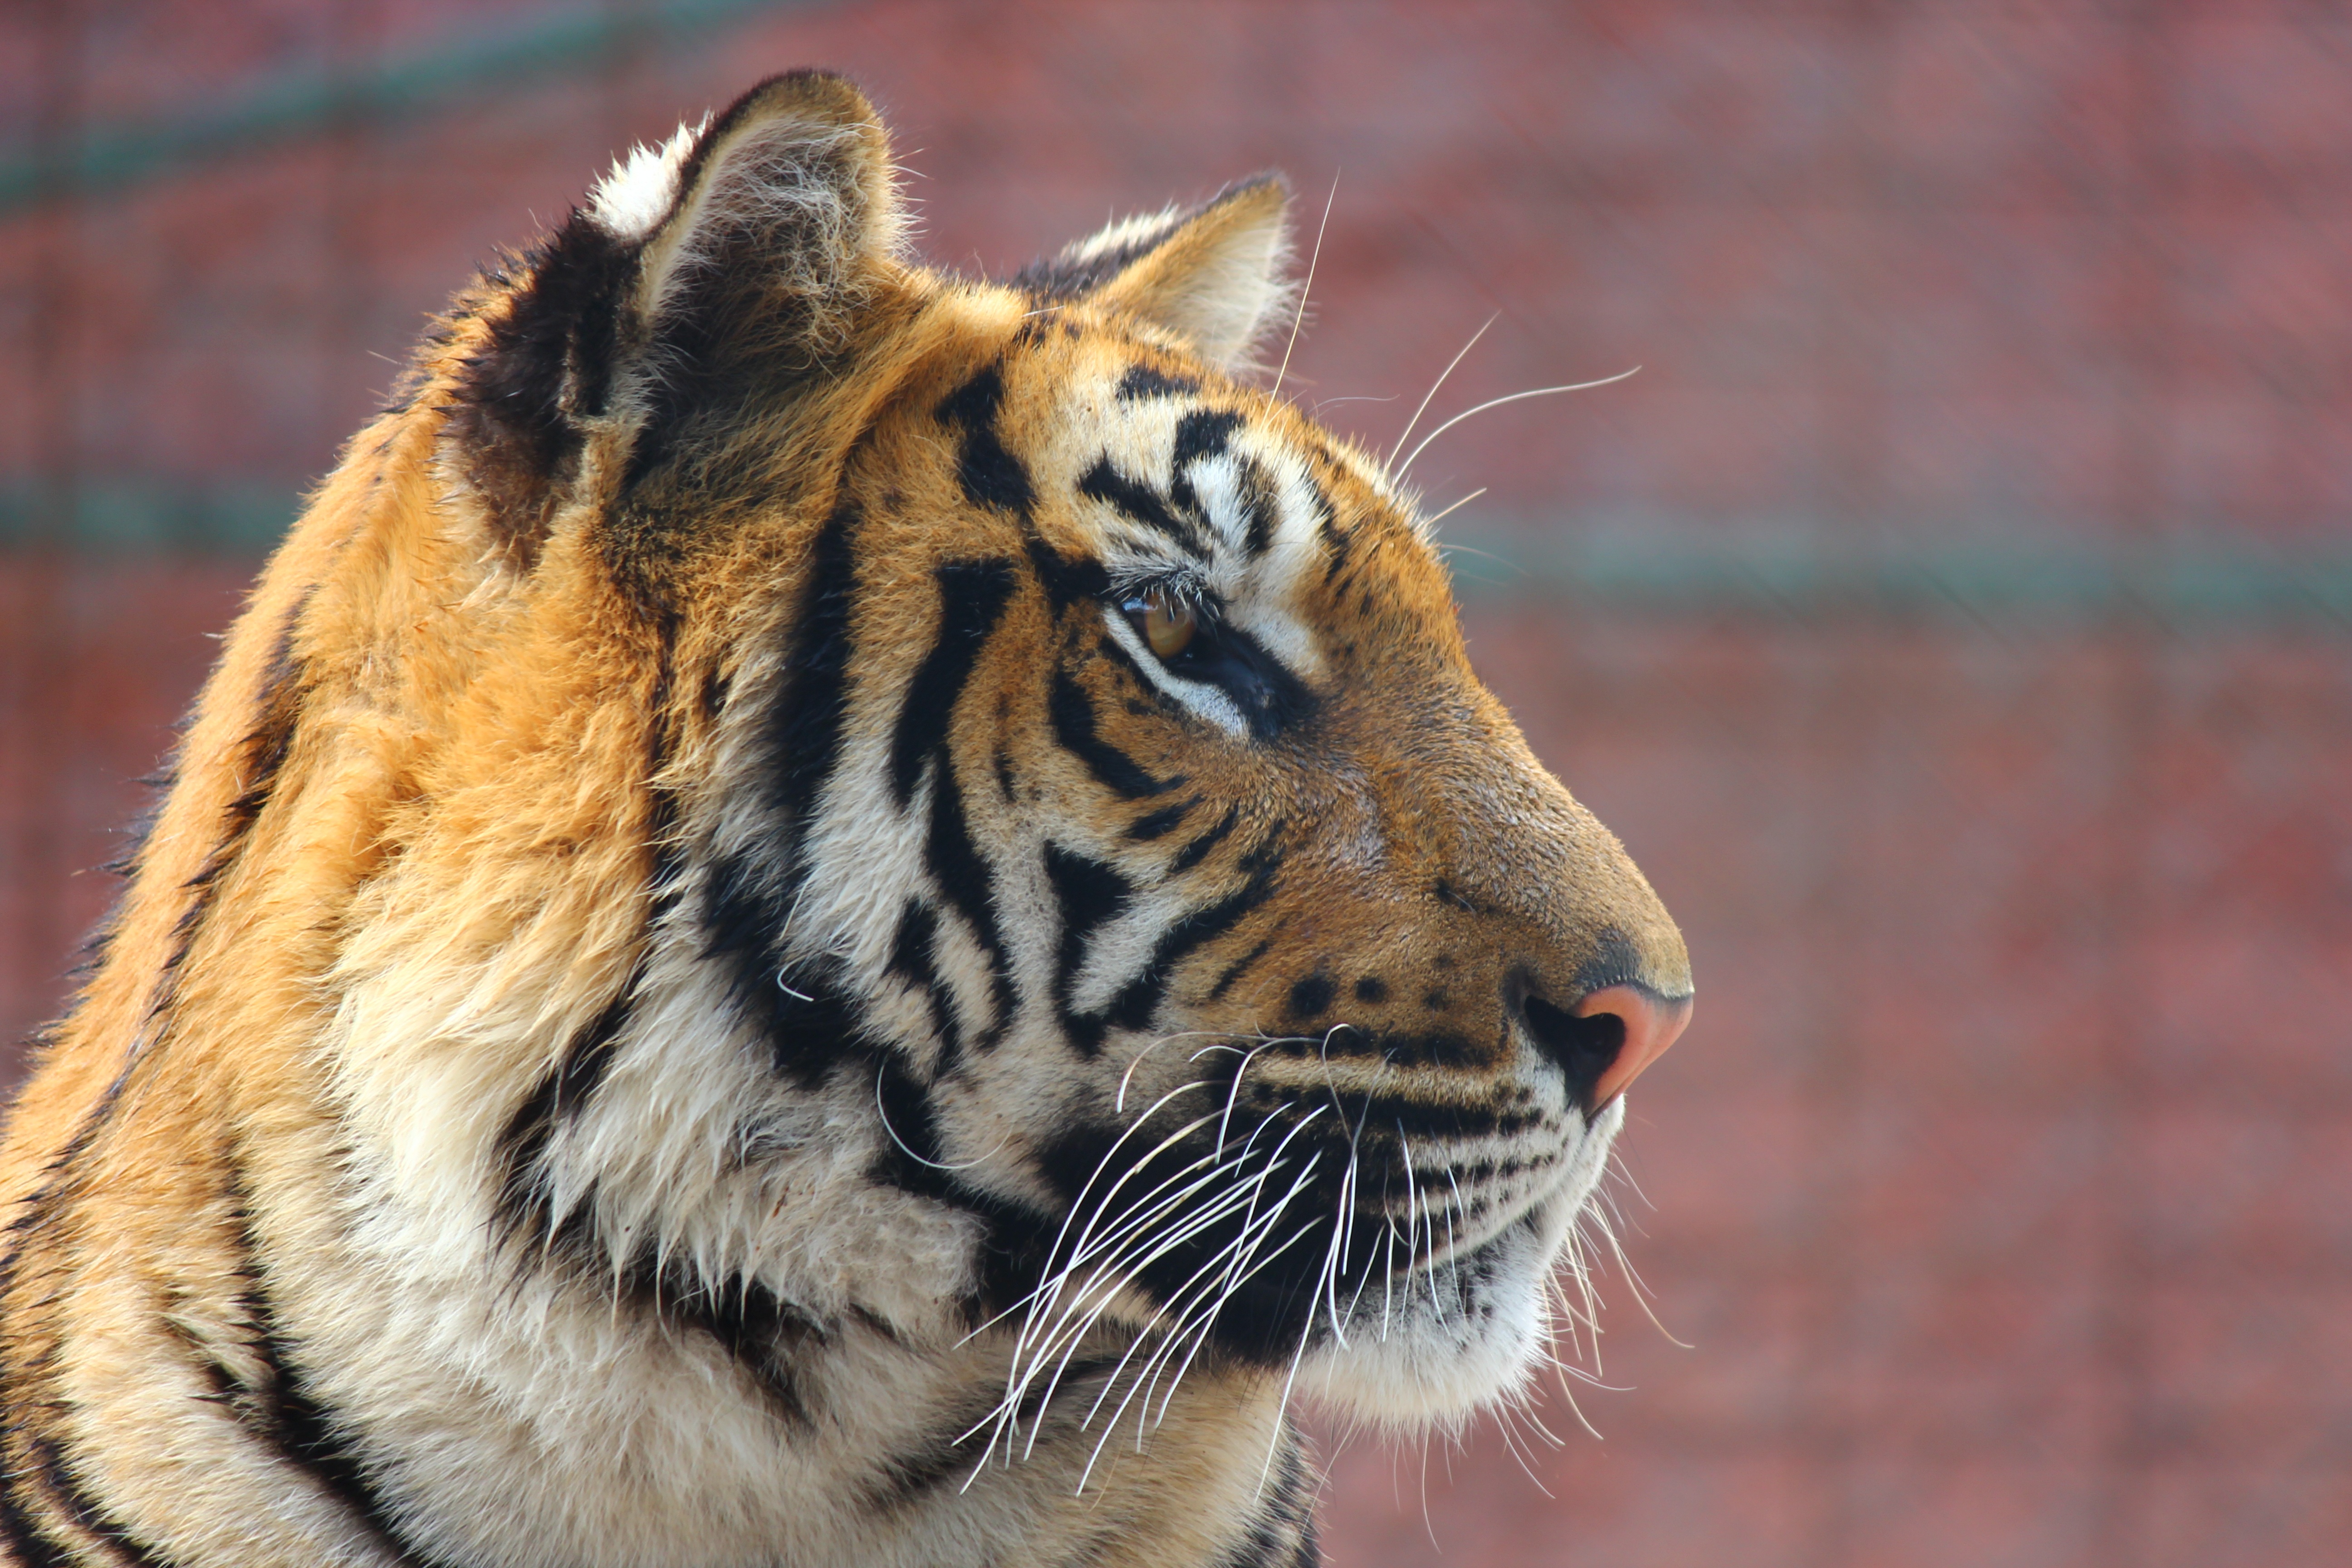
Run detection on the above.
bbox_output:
[1106,588,1317,741]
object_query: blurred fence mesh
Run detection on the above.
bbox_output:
[3,4,2348,1565]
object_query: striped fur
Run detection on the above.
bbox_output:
[0,75,1690,1568]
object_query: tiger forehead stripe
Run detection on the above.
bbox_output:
[0,72,1688,1568]
[1030,360,1338,681]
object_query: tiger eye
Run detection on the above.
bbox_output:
[1132,590,1196,660]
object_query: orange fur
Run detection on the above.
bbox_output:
[0,75,1686,1568]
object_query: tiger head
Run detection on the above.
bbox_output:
[339,70,1690,1485]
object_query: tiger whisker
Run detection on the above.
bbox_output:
[1389,311,1496,466]
[873,1060,1005,1171]
[956,1099,1232,1350]
[1258,1205,1342,1495]
[1069,1172,1313,1455]
[1271,173,1338,401]
[989,1104,1320,1458]
[995,1154,1240,1449]
[1030,1128,1322,1476]
[1131,1129,1336,1440]
[1416,486,1487,532]
[1149,1206,1326,1434]
[1081,1212,1324,1494]
[1393,367,1642,482]
[976,1119,1239,1460]
[1028,1189,1271,1466]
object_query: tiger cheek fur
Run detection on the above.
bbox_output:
[0,73,1689,1568]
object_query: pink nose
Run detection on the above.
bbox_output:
[1579,985,1693,1106]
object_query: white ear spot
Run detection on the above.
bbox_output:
[588,118,707,242]
[1068,180,1296,372]
[1061,206,1186,267]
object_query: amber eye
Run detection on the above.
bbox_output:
[1124,588,1198,661]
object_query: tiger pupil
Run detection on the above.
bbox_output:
[1130,590,1197,660]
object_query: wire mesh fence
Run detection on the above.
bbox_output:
[3,4,2347,1563]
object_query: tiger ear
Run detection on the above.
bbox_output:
[605,71,904,346]
[1030,178,1295,372]
[449,72,902,560]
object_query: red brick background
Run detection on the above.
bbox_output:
[4,5,2348,1565]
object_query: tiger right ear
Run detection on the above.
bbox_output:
[449,73,902,562]
[1025,178,1296,372]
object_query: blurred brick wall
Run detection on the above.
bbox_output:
[4,4,2349,1566]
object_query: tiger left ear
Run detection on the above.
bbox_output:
[1029,178,1296,372]
[447,73,902,564]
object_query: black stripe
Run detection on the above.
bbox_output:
[1166,410,1246,526]
[0,1078,146,1568]
[889,559,1017,807]
[220,612,309,838]
[1207,935,1275,1002]
[143,607,310,1040]
[760,501,863,823]
[1116,363,1200,401]
[924,755,1016,1048]
[1100,867,1277,1033]
[935,363,1034,518]
[699,500,867,1086]
[765,966,875,1090]
[1220,1432,1318,1567]
[1041,845,1135,1056]
[1311,477,1349,583]
[622,1258,828,1429]
[1077,458,1201,549]
[1237,458,1279,558]
[883,902,962,1070]
[26,1435,172,1568]
[1049,669,1181,799]
[226,1200,436,1566]
[1320,1092,1526,1144]
[491,973,641,1242]
[1125,797,1197,842]
[870,1057,948,1185]
[1169,804,1240,874]
[1022,534,1107,612]
[0,1445,69,1568]
[1173,411,1244,466]
[1011,212,1186,301]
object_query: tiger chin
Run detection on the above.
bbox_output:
[0,74,1689,1568]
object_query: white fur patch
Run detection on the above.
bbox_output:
[1060,206,1185,267]
[588,119,706,241]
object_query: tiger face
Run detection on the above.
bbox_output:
[485,75,1693,1442]
[0,72,1690,1568]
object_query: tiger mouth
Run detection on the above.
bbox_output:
[1018,1073,1605,1378]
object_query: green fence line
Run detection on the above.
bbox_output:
[0,0,812,214]
[4,484,2345,625]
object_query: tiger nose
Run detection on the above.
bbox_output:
[1581,985,1693,1107]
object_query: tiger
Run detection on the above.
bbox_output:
[0,73,1691,1568]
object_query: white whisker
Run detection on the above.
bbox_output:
[1390,311,1496,465]
[1272,174,1338,401]
[1394,367,1642,480]
[1417,486,1487,531]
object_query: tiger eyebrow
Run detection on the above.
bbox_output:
[1078,459,1207,551]
[1104,561,1211,608]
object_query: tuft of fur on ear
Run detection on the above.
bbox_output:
[447,72,903,562]
[1019,177,1295,372]
[623,71,905,351]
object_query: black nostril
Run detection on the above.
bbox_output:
[1519,991,1625,1114]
